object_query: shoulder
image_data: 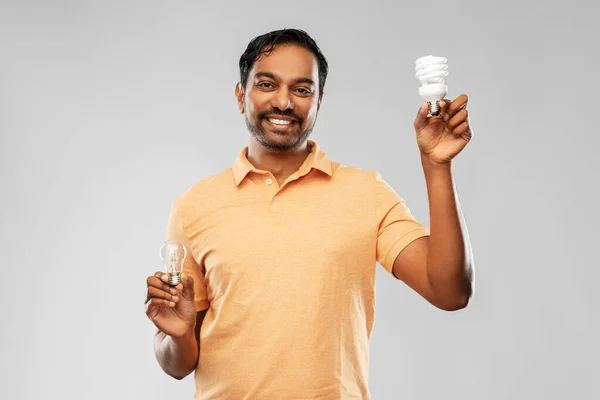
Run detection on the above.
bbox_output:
[173,167,232,213]
[331,162,378,184]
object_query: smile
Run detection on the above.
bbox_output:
[268,118,293,125]
[264,118,297,129]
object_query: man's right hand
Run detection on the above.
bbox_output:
[145,272,197,338]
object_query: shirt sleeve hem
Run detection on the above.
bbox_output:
[383,228,431,278]
[195,299,210,312]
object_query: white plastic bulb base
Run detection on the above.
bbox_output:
[418,84,447,115]
[418,83,448,102]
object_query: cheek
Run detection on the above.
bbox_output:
[245,95,267,118]
[304,103,319,121]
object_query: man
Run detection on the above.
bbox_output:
[145,28,474,399]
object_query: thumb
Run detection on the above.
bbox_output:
[180,274,195,299]
[413,102,429,132]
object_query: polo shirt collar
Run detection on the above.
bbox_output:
[232,140,333,186]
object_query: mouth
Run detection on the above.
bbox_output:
[263,117,298,131]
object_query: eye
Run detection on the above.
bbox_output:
[257,82,274,88]
[296,88,312,95]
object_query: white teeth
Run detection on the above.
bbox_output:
[267,118,292,125]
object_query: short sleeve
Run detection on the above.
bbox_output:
[165,200,210,311]
[374,172,430,278]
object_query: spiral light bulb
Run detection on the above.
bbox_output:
[415,55,448,116]
[159,240,186,286]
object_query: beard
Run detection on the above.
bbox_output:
[244,109,317,152]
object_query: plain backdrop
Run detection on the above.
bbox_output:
[1,0,599,399]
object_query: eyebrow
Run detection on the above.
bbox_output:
[254,72,315,87]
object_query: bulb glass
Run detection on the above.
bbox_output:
[159,240,186,275]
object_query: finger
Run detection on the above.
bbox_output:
[414,102,430,131]
[153,271,170,286]
[447,94,468,117]
[453,121,472,139]
[145,285,178,304]
[148,274,177,292]
[155,271,171,284]
[448,108,468,129]
[145,297,176,317]
[146,275,178,302]
[439,98,450,112]
[146,286,179,304]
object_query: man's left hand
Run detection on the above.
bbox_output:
[413,94,473,165]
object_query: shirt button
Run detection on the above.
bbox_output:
[273,196,279,202]
[266,179,272,185]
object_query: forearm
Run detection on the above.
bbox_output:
[154,329,199,380]
[421,154,474,308]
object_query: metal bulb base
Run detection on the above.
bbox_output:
[428,101,440,116]
[169,272,181,286]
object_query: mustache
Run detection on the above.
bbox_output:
[258,109,303,123]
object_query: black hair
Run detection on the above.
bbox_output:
[239,28,329,97]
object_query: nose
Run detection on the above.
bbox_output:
[270,87,294,111]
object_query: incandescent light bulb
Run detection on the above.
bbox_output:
[159,240,186,286]
[415,55,448,116]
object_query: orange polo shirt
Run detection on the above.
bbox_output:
[165,139,430,399]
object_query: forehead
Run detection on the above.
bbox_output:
[249,44,319,80]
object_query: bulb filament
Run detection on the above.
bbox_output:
[168,248,178,273]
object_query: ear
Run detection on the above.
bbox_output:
[235,82,244,114]
[317,95,322,112]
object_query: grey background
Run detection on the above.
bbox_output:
[1,0,598,399]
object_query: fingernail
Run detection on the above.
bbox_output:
[169,301,175,307]
[170,288,177,295]
[172,296,179,302]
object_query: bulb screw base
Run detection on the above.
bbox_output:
[428,101,440,116]
[168,272,181,286]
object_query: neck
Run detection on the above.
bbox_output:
[246,137,312,180]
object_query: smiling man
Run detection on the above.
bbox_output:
[145,28,475,399]
[236,37,325,186]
